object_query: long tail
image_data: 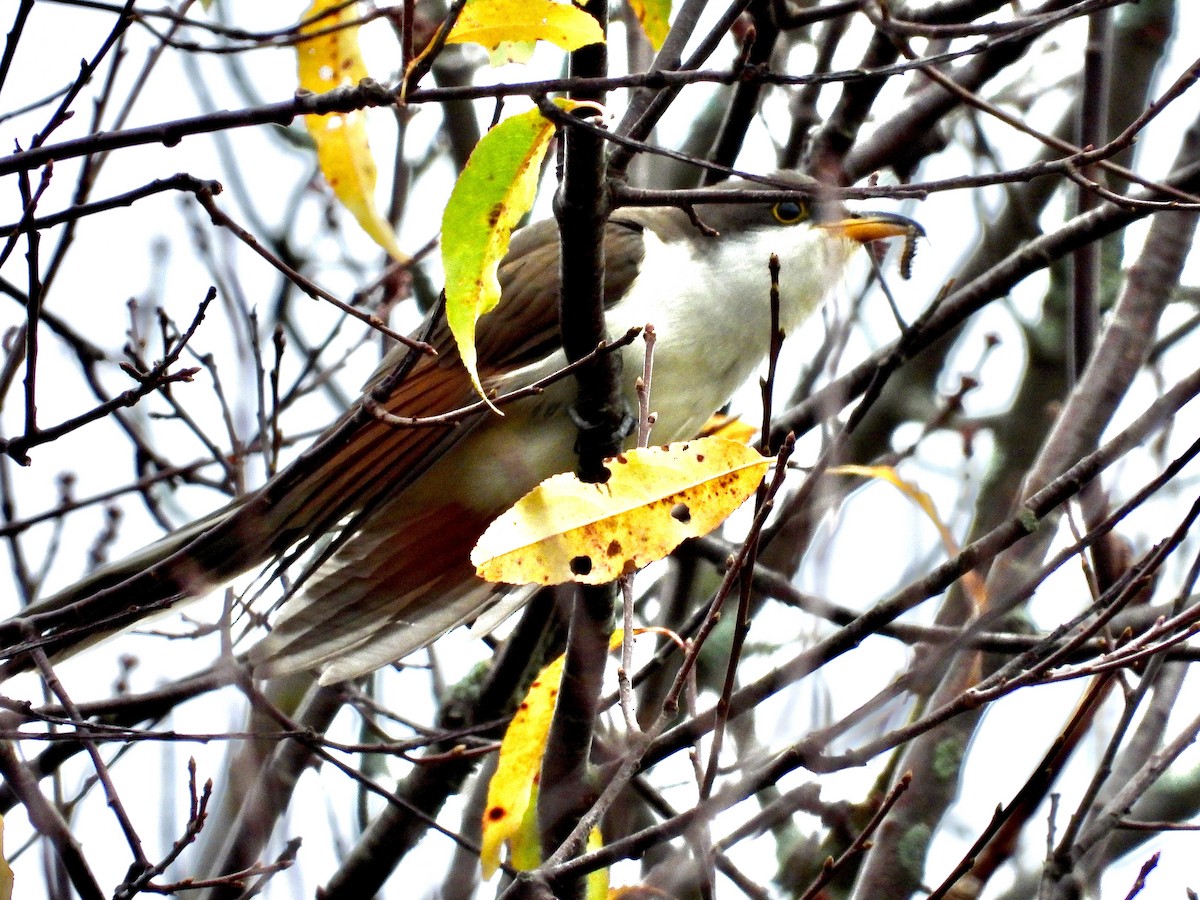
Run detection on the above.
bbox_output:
[0,367,478,678]
[0,494,273,676]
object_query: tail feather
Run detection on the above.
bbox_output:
[0,370,485,676]
[0,497,272,673]
[248,502,499,682]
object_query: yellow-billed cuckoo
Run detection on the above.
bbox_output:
[0,174,919,685]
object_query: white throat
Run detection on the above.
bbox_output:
[603,223,857,441]
[401,221,859,525]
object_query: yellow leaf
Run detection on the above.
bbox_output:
[509,782,543,871]
[609,887,673,898]
[448,0,605,54]
[480,655,561,877]
[586,825,608,900]
[0,813,12,900]
[831,464,986,610]
[628,0,671,50]
[472,437,771,585]
[697,413,756,444]
[297,1,406,261]
[442,101,576,406]
[481,630,625,878]
[488,40,537,66]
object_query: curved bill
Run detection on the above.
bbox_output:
[820,211,924,245]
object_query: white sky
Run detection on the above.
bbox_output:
[2,2,1200,897]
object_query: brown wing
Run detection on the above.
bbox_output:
[2,216,651,667]
[185,215,651,583]
[470,215,649,371]
[247,218,653,678]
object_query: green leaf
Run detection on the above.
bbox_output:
[629,0,671,50]
[441,101,576,406]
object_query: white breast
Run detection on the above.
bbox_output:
[605,223,857,441]
[472,221,859,506]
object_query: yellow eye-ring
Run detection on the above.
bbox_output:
[772,200,808,225]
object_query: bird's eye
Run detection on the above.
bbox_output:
[772,201,808,225]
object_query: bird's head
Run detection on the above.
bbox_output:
[671,172,923,332]
[697,170,922,251]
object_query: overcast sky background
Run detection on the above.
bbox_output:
[3,2,1200,897]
